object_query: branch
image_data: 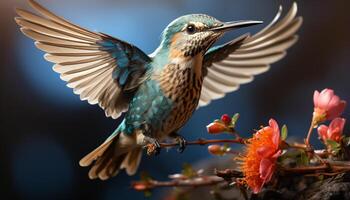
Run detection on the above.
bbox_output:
[286,142,331,158]
[281,161,350,175]
[132,162,350,192]
[132,169,245,192]
[288,142,307,149]
[132,176,225,191]
[215,169,243,181]
[160,138,245,148]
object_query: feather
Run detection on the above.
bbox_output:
[15,0,151,119]
[200,3,302,108]
[27,0,102,39]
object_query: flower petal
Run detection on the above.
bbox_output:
[318,89,334,109]
[272,150,282,158]
[328,118,346,141]
[313,90,320,107]
[252,186,262,194]
[269,119,280,147]
[259,158,275,183]
[328,95,340,109]
[257,146,274,158]
[317,125,329,141]
[329,118,346,132]
[327,101,346,120]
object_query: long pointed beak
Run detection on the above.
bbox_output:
[209,20,263,32]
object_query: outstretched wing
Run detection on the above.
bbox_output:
[15,0,151,119]
[200,3,302,107]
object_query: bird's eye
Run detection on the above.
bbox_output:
[186,24,196,34]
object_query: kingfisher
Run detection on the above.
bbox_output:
[15,0,302,180]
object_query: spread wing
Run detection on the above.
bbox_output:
[200,3,302,107]
[15,0,151,119]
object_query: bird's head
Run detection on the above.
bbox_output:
[160,14,262,59]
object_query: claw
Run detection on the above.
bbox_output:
[154,140,161,155]
[175,135,187,153]
[144,136,161,156]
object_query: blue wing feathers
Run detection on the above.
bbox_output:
[96,35,173,135]
[97,35,151,88]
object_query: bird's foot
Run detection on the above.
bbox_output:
[144,136,161,156]
[171,133,187,153]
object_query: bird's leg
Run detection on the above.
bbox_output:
[169,132,187,153]
[143,136,161,156]
[141,123,161,155]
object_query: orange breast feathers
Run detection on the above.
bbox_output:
[169,32,186,59]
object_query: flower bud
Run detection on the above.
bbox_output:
[133,183,148,191]
[208,145,224,156]
[206,122,228,134]
[221,114,231,125]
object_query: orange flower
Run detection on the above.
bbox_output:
[240,119,282,193]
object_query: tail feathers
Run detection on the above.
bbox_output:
[121,147,142,175]
[79,131,143,180]
[79,137,116,167]
[88,148,127,180]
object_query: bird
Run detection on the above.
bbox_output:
[15,0,302,180]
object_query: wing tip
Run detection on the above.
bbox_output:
[295,16,304,27]
[280,51,287,60]
[276,5,283,22]
[197,100,210,108]
[14,16,22,25]
[14,8,25,16]
[293,35,299,43]
[34,41,43,50]
[27,0,41,11]
[105,111,122,120]
[292,2,298,12]
[19,28,35,41]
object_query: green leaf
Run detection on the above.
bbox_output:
[326,139,341,149]
[281,125,288,140]
[297,150,309,166]
[318,174,324,181]
[222,144,231,154]
[343,137,350,146]
[181,163,196,178]
[144,190,152,197]
[231,113,240,127]
[326,139,341,155]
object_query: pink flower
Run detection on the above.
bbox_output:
[206,122,228,134]
[313,89,346,124]
[318,118,346,143]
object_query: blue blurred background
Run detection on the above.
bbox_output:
[1,0,350,199]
